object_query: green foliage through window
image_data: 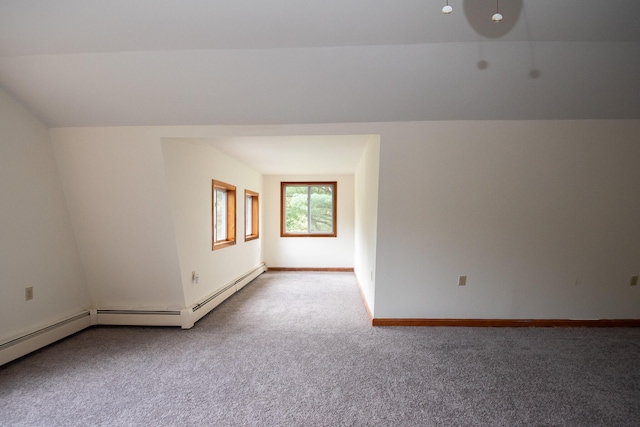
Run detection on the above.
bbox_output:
[282,182,336,236]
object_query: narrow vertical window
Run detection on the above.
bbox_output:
[281,182,337,237]
[245,189,259,241]
[215,188,228,241]
[212,180,236,250]
[245,194,252,236]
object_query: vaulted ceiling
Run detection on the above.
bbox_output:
[1,0,640,127]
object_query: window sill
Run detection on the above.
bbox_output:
[213,240,236,251]
[281,233,337,238]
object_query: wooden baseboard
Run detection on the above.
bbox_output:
[372,318,640,327]
[267,267,354,272]
[355,279,374,321]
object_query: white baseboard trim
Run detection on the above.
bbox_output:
[0,311,92,366]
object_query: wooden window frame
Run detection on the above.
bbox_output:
[280,181,337,238]
[245,189,259,242]
[212,180,236,250]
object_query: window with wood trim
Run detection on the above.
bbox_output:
[212,180,236,250]
[281,182,337,237]
[245,189,259,241]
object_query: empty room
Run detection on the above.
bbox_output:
[1,1,640,425]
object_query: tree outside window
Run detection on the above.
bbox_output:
[281,182,336,237]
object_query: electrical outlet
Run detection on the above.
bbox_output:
[458,275,467,286]
[631,276,639,287]
[25,287,33,300]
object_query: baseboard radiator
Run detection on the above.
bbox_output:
[0,311,93,366]
[95,309,185,327]
[95,263,267,329]
[0,264,267,366]
[189,263,267,327]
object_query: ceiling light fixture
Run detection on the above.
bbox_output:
[492,0,503,22]
[442,0,453,14]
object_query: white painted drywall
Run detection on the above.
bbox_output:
[263,174,355,269]
[44,120,640,321]
[0,88,90,342]
[48,124,372,316]
[374,120,640,319]
[354,136,380,315]
[161,138,263,307]
[50,128,184,309]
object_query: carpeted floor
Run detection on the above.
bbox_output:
[1,271,640,426]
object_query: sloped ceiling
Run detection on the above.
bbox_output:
[1,0,640,127]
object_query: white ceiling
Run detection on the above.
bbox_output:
[1,1,639,174]
[1,0,639,128]
[2,0,639,56]
[202,135,371,175]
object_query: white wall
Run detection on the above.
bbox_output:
[0,89,90,342]
[48,124,371,315]
[45,120,640,322]
[374,120,640,319]
[161,138,263,307]
[354,136,380,315]
[50,128,184,309]
[263,174,355,269]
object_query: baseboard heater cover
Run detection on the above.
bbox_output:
[0,311,92,366]
[371,318,640,327]
[0,264,268,364]
[189,263,267,326]
[97,309,181,315]
[191,284,237,313]
[96,309,183,327]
